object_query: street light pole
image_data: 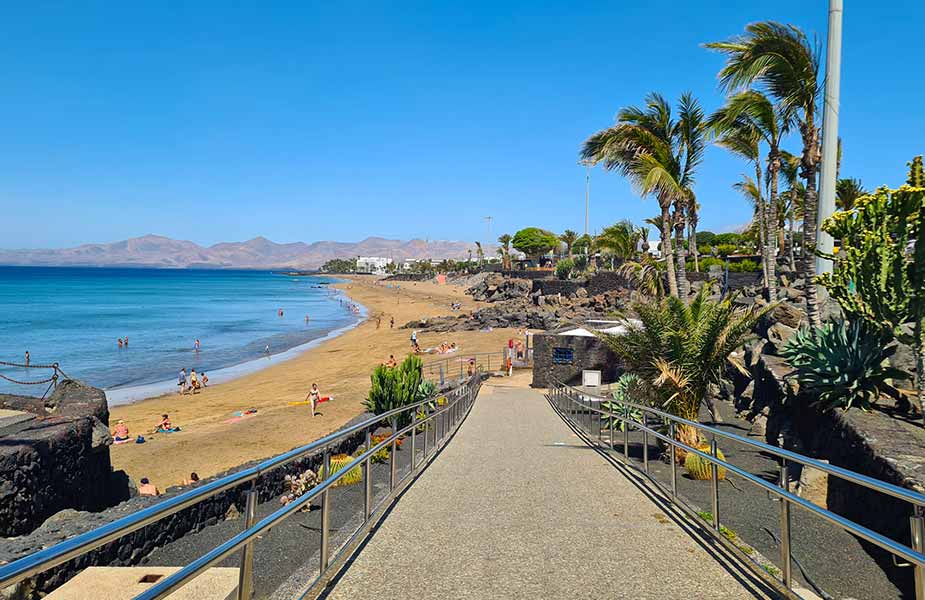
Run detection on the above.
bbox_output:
[815,0,843,277]
[584,163,591,237]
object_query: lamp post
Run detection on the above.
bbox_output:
[815,0,843,277]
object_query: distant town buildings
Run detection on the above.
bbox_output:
[355,256,393,275]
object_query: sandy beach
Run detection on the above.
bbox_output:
[109,275,518,489]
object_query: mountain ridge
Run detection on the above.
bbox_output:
[0,235,483,269]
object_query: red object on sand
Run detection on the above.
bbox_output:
[318,396,331,404]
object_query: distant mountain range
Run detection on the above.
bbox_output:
[0,235,485,269]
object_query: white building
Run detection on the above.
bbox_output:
[356,256,392,275]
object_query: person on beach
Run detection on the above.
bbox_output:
[376,316,381,329]
[178,368,187,395]
[24,351,29,366]
[194,339,201,351]
[112,419,130,442]
[306,383,322,417]
[410,330,418,351]
[264,344,270,355]
[201,372,209,387]
[467,358,476,376]
[180,472,200,486]
[189,369,200,393]
[385,354,397,368]
[305,314,310,323]
[118,338,123,348]
[138,478,159,496]
[390,316,394,329]
[156,414,173,431]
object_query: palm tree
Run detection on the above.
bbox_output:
[688,196,701,272]
[709,90,790,300]
[497,234,512,270]
[710,114,768,289]
[475,241,484,267]
[594,221,639,269]
[560,229,578,260]
[602,287,774,446]
[707,21,823,326]
[617,256,665,299]
[779,151,803,271]
[582,93,705,299]
[835,178,867,211]
[639,226,651,254]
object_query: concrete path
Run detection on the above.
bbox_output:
[324,383,775,600]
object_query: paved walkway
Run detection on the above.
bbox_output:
[324,383,775,600]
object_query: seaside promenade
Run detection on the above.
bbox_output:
[322,380,776,599]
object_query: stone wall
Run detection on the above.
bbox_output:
[0,415,371,598]
[531,330,620,388]
[531,279,585,297]
[0,381,127,537]
[585,271,632,296]
[500,270,554,280]
[739,353,924,596]
[686,270,762,290]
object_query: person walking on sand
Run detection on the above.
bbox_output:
[189,369,200,393]
[178,368,187,395]
[390,316,394,329]
[306,383,322,417]
[410,330,418,350]
[376,315,381,329]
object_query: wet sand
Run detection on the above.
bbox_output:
[109,275,518,489]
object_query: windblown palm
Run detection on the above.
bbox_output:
[709,90,790,300]
[581,93,705,299]
[594,221,638,268]
[835,178,867,211]
[779,151,804,270]
[497,234,512,270]
[707,21,822,325]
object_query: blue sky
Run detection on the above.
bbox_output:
[1,1,922,249]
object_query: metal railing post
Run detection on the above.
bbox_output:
[320,450,331,573]
[364,430,372,520]
[410,414,417,473]
[422,406,429,459]
[669,421,677,499]
[642,413,649,474]
[779,460,792,589]
[389,418,397,491]
[710,437,720,532]
[609,407,615,450]
[439,365,444,386]
[912,507,925,600]
[623,404,629,460]
[236,484,258,600]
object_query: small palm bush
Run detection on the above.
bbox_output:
[780,320,909,412]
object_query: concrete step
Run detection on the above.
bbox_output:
[46,567,239,600]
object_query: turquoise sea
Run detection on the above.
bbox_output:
[0,267,361,403]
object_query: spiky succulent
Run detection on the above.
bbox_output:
[781,320,909,412]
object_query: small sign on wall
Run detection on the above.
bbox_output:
[552,347,574,364]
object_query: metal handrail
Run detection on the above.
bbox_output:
[0,374,483,599]
[421,351,506,380]
[550,379,925,599]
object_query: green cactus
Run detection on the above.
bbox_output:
[365,354,424,427]
[684,445,726,480]
[908,156,925,187]
[815,185,925,422]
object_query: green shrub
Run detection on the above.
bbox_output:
[729,259,760,272]
[555,258,574,280]
[697,244,714,257]
[572,254,588,273]
[601,373,645,431]
[365,354,423,426]
[715,244,737,257]
[696,231,717,246]
[712,233,742,246]
[780,320,909,412]
[685,445,726,480]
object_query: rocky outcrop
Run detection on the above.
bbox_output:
[466,274,533,302]
[0,381,127,537]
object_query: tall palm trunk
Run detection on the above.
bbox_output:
[673,202,689,298]
[766,153,780,300]
[689,214,700,273]
[660,203,679,298]
[755,165,769,291]
[801,122,822,327]
[788,195,797,271]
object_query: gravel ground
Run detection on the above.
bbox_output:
[575,399,903,600]
[322,385,775,600]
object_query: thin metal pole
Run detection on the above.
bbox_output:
[780,460,792,589]
[623,404,629,460]
[410,415,417,472]
[422,406,429,459]
[815,0,844,277]
[710,437,720,531]
[236,484,258,600]
[609,408,615,450]
[911,507,925,600]
[320,450,331,573]
[642,413,649,474]
[363,430,372,520]
[669,422,677,499]
[389,419,397,491]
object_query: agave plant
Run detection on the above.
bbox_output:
[780,320,909,412]
[365,354,424,427]
[601,373,646,431]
